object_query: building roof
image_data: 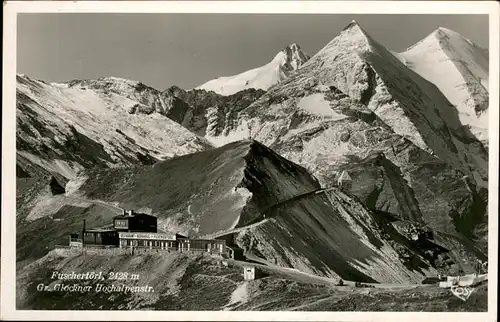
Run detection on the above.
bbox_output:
[177,238,225,243]
[113,212,157,219]
[113,215,133,219]
[85,228,117,233]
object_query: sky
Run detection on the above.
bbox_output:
[17,14,488,90]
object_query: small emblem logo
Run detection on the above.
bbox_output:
[450,286,474,301]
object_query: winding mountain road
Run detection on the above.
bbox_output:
[198,187,337,240]
[63,194,124,214]
[216,253,428,290]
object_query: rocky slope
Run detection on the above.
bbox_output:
[197,44,310,95]
[162,86,265,139]
[16,75,212,181]
[397,27,489,144]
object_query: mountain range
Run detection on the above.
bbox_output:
[15,21,489,311]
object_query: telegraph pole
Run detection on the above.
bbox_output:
[81,219,86,247]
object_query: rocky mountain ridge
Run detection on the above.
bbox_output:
[16,74,212,181]
[162,86,266,139]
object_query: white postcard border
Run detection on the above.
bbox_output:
[2,1,498,321]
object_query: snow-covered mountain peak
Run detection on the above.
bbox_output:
[405,26,487,60]
[397,27,489,143]
[342,19,364,32]
[197,43,310,95]
[302,21,373,68]
[338,20,371,47]
[434,26,467,39]
[217,20,488,189]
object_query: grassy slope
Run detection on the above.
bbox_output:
[77,140,251,236]
[17,250,487,311]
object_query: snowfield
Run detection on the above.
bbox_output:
[297,93,349,119]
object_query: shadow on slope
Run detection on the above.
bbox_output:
[234,187,444,284]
